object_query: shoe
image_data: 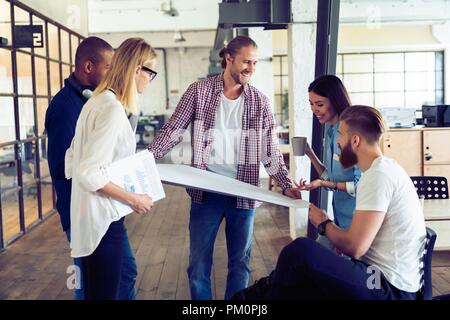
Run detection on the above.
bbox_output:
[231,276,270,300]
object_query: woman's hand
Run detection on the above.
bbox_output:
[305,142,312,155]
[294,178,322,191]
[129,193,154,214]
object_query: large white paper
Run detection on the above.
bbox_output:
[156,164,309,208]
[106,151,165,217]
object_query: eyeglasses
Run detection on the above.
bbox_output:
[141,65,157,81]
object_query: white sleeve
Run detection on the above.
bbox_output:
[345,181,356,197]
[64,138,74,179]
[356,171,393,213]
[75,104,123,192]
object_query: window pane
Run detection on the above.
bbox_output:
[41,175,53,215]
[1,186,21,242]
[32,16,46,57]
[436,71,444,91]
[0,48,13,93]
[405,91,430,108]
[343,54,373,73]
[336,55,343,74]
[375,91,404,108]
[14,6,31,53]
[0,145,16,191]
[62,64,71,81]
[405,71,435,92]
[349,92,373,106]
[374,53,404,72]
[48,24,59,60]
[24,182,39,228]
[35,57,48,96]
[405,52,434,72]
[16,52,33,95]
[274,75,281,94]
[0,0,11,43]
[273,57,280,75]
[19,98,34,140]
[281,75,289,93]
[374,72,404,91]
[436,52,444,71]
[50,61,60,96]
[281,56,288,75]
[436,90,444,104]
[61,30,70,63]
[0,97,15,142]
[38,138,48,175]
[37,98,49,136]
[21,140,36,184]
[71,35,79,65]
[345,74,373,93]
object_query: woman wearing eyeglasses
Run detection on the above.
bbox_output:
[65,38,157,299]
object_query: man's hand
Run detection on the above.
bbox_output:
[308,203,329,228]
[295,178,322,191]
[283,187,302,200]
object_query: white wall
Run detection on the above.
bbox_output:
[138,47,210,117]
[19,0,88,35]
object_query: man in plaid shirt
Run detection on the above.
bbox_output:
[149,36,301,300]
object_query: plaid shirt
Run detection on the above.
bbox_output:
[149,74,292,209]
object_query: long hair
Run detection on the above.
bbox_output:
[219,35,257,69]
[93,37,157,115]
[308,75,352,115]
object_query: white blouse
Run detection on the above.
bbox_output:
[65,90,136,258]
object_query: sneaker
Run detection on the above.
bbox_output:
[231,276,270,300]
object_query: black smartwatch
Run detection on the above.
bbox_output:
[317,219,333,236]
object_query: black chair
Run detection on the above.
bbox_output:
[410,176,449,199]
[419,227,437,300]
[419,227,450,300]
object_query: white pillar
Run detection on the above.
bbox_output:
[248,28,275,111]
[288,0,318,239]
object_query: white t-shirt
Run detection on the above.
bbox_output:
[207,93,244,179]
[357,156,426,293]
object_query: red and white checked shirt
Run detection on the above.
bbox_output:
[148,74,292,209]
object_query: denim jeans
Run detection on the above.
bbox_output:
[187,192,255,300]
[266,237,419,300]
[80,218,138,300]
[65,229,84,300]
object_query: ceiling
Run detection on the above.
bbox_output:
[88,0,220,33]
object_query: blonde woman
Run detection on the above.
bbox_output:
[65,38,157,299]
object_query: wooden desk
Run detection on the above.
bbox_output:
[423,199,450,221]
[423,199,450,250]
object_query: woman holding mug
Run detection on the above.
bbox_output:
[65,38,158,299]
[298,75,361,246]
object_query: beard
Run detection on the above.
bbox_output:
[339,141,358,169]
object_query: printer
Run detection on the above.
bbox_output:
[422,104,449,127]
[379,107,416,128]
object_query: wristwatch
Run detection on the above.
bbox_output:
[317,219,333,236]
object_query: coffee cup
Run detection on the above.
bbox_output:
[291,136,307,156]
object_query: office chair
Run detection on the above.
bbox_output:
[410,176,449,199]
[419,227,450,300]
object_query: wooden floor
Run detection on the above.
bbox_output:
[0,184,450,299]
[0,184,291,300]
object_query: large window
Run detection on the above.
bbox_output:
[273,55,289,127]
[337,51,444,109]
[0,0,83,249]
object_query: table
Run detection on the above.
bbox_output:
[423,199,450,250]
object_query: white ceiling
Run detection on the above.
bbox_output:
[88,0,221,33]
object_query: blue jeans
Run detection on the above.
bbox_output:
[80,218,138,300]
[266,237,418,300]
[187,192,255,300]
[65,229,84,300]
